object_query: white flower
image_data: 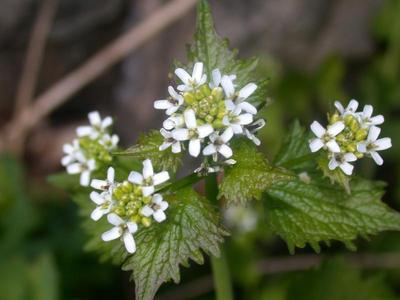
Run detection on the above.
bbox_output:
[159,128,182,153]
[309,121,345,153]
[140,194,169,223]
[172,109,214,157]
[163,114,185,130]
[243,119,266,146]
[66,158,96,186]
[334,99,359,116]
[222,107,253,134]
[154,86,184,115]
[203,127,234,161]
[175,62,207,92]
[90,191,113,221]
[221,75,258,114]
[101,213,138,254]
[128,159,170,196]
[328,152,357,175]
[61,139,82,166]
[357,126,392,165]
[358,105,384,128]
[99,133,119,150]
[91,167,116,193]
[76,111,113,139]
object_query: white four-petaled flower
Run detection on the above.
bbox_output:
[203,127,234,161]
[172,109,214,157]
[140,194,169,223]
[221,75,258,114]
[175,62,207,92]
[222,107,254,134]
[309,121,344,153]
[328,152,358,175]
[154,86,184,115]
[334,99,359,116]
[101,213,138,254]
[128,159,170,196]
[77,111,113,139]
[66,157,96,186]
[159,128,182,153]
[357,126,392,165]
[358,105,384,128]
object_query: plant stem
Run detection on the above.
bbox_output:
[205,174,234,300]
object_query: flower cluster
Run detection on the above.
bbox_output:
[61,111,119,186]
[90,159,170,253]
[154,62,265,172]
[309,99,392,175]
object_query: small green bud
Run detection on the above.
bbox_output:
[355,129,368,141]
[199,84,211,96]
[346,143,357,153]
[205,115,214,123]
[211,87,223,99]
[330,113,340,124]
[142,217,152,227]
[183,92,195,104]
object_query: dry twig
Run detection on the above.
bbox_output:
[14,0,59,115]
[0,0,198,152]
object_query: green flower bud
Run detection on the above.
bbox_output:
[183,92,195,105]
[355,129,368,141]
[199,84,211,96]
[205,115,214,123]
[142,217,152,227]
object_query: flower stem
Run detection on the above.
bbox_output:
[205,174,234,300]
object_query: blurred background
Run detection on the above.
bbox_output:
[0,0,400,299]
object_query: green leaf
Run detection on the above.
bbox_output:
[264,175,400,253]
[286,259,396,300]
[114,130,182,174]
[219,139,295,206]
[274,120,314,170]
[186,0,268,108]
[122,188,227,300]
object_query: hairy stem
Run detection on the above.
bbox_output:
[205,174,234,300]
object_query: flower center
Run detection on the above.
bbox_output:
[112,181,153,227]
[183,84,227,128]
[79,137,112,165]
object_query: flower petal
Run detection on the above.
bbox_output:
[326,140,341,153]
[189,139,201,157]
[357,142,367,153]
[101,116,113,129]
[153,171,170,185]
[238,102,257,114]
[203,144,217,156]
[154,100,172,109]
[371,151,384,165]
[211,68,221,87]
[309,138,324,152]
[90,191,105,205]
[91,207,106,221]
[344,153,357,162]
[142,159,154,179]
[362,105,373,118]
[310,121,326,138]
[61,155,73,166]
[91,179,108,190]
[192,62,204,82]
[123,232,136,253]
[141,205,154,217]
[218,144,233,158]
[375,137,392,151]
[142,186,155,197]
[101,226,122,241]
[237,113,253,125]
[127,222,138,233]
[368,126,381,142]
[197,124,214,138]
[327,121,345,136]
[334,101,344,114]
[224,100,236,111]
[238,83,257,99]
[347,99,359,112]
[172,128,190,141]
[88,111,101,126]
[107,167,115,182]
[221,75,235,97]
[184,109,197,129]
[340,162,354,175]
[370,115,384,125]
[76,126,92,137]
[153,210,166,223]
[328,158,339,170]
[175,68,191,84]
[108,213,124,226]
[80,171,91,186]
[171,142,181,153]
[220,127,234,143]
